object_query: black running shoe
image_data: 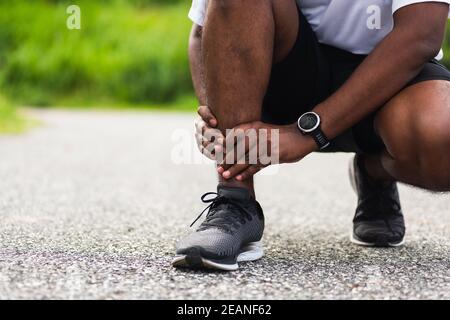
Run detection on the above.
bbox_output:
[349,154,405,247]
[172,185,265,271]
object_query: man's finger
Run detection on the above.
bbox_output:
[220,135,258,172]
[204,128,225,143]
[220,127,255,170]
[196,135,216,160]
[195,118,207,135]
[201,147,216,160]
[236,165,262,181]
[197,106,218,127]
[195,132,207,149]
[220,164,250,180]
[200,134,218,150]
[221,146,268,179]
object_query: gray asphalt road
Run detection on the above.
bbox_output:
[0,109,448,300]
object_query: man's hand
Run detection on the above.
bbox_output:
[217,121,316,181]
[195,106,317,181]
[195,106,224,160]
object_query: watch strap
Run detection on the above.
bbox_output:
[312,129,330,150]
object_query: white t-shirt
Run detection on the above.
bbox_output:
[188,0,450,60]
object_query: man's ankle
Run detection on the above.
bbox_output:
[218,179,256,198]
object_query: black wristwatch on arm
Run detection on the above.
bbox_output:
[297,112,330,150]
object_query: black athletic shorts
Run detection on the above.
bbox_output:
[262,7,450,154]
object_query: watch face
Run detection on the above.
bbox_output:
[299,113,319,132]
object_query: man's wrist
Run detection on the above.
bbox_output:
[290,123,318,157]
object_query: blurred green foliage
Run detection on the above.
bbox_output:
[0,95,30,133]
[443,29,450,68]
[0,0,192,107]
[0,1,449,109]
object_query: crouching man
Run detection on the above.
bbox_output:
[172,0,450,271]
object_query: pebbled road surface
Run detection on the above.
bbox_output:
[0,109,448,300]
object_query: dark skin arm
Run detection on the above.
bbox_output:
[315,3,448,142]
[193,3,449,180]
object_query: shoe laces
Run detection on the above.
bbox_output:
[190,192,254,233]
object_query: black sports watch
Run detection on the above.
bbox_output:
[297,112,330,150]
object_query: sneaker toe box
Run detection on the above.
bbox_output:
[176,229,241,259]
[354,220,405,246]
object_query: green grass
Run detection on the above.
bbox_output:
[0,96,31,133]
[0,0,193,107]
[0,1,448,113]
[443,28,450,67]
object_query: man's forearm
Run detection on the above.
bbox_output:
[189,24,207,105]
[313,4,448,142]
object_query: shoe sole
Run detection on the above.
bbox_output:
[350,230,405,247]
[348,158,405,248]
[172,241,263,271]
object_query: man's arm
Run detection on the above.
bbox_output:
[189,24,207,106]
[213,2,449,180]
[314,3,449,143]
[195,3,449,180]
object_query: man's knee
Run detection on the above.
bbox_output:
[381,123,450,190]
[376,81,450,190]
[407,113,450,189]
[205,0,297,63]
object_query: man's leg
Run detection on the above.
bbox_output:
[202,0,299,196]
[350,80,449,247]
[173,0,300,271]
[370,80,450,192]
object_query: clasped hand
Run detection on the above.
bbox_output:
[195,106,316,181]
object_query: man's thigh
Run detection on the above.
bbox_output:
[374,80,450,158]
